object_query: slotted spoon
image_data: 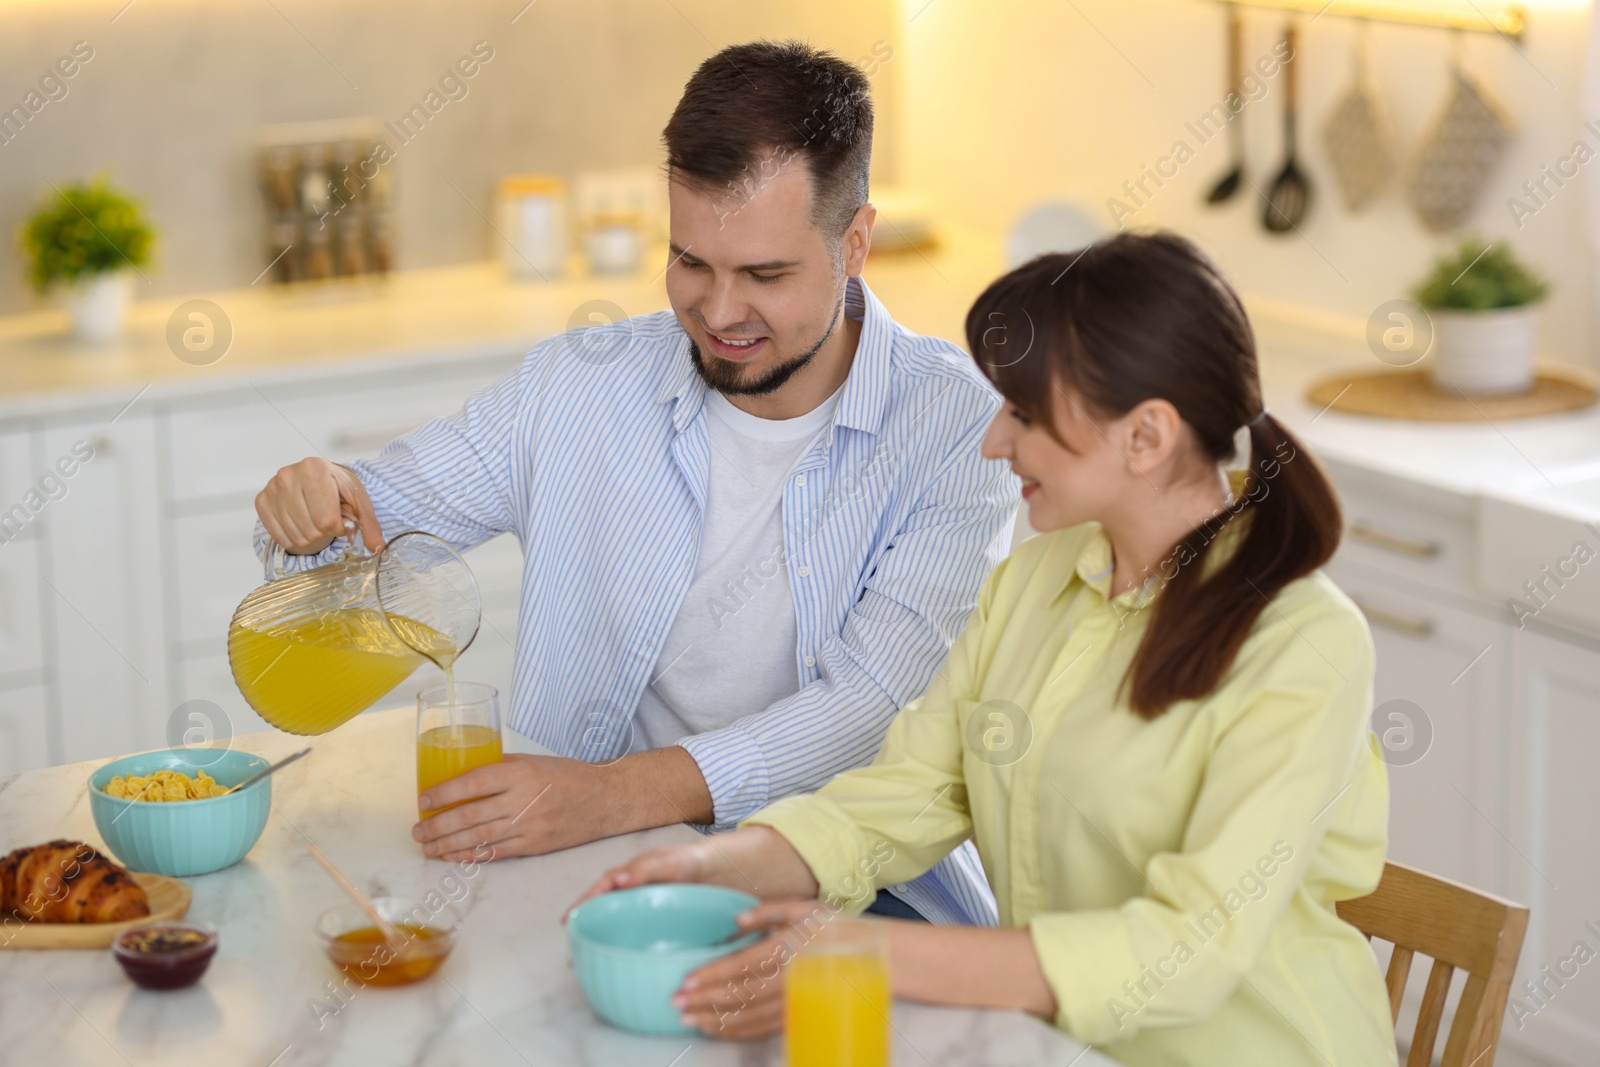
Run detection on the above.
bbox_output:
[1263,22,1310,233]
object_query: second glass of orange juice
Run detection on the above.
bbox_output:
[784,917,891,1067]
[416,681,502,818]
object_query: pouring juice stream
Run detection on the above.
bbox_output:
[229,529,495,820]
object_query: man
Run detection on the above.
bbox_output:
[253,41,1017,925]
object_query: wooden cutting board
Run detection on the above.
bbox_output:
[1306,367,1598,421]
[1,872,191,949]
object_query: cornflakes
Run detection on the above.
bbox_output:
[103,768,229,802]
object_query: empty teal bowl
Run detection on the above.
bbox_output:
[88,749,272,877]
[567,884,761,1035]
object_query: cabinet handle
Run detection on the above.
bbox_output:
[328,422,426,453]
[86,435,113,456]
[1348,521,1441,559]
[1350,597,1435,638]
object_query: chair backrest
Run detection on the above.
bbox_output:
[1336,860,1529,1067]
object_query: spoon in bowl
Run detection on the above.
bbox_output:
[308,843,413,960]
[223,747,311,795]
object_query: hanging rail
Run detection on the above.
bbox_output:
[1213,1,1525,43]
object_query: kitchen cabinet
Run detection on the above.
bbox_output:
[0,540,44,682]
[167,508,266,653]
[1502,624,1600,1066]
[38,416,171,764]
[0,429,49,773]
[1326,566,1506,891]
[0,429,46,683]
[1326,469,1600,1067]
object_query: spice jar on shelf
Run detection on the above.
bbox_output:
[584,209,645,276]
[494,175,568,280]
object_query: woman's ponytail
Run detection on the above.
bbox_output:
[1122,412,1342,718]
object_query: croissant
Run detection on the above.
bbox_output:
[0,840,150,923]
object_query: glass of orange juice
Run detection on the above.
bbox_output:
[784,917,891,1067]
[416,681,502,818]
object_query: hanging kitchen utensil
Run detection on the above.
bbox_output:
[1321,26,1395,211]
[1206,7,1247,205]
[1407,36,1514,233]
[1263,21,1311,233]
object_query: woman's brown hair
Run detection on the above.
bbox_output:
[967,231,1343,718]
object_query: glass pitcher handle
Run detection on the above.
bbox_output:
[265,518,368,581]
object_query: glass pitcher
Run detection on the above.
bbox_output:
[227,529,481,736]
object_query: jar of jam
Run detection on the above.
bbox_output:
[112,921,218,990]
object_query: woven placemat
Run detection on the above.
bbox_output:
[1305,367,1598,422]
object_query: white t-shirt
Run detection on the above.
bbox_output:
[631,384,843,751]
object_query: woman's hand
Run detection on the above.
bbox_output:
[566,838,738,914]
[673,899,844,1039]
[565,825,822,918]
[565,827,832,1039]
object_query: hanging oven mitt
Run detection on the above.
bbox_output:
[1407,64,1514,232]
[1321,37,1395,211]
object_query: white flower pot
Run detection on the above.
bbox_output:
[63,271,135,343]
[1429,305,1539,396]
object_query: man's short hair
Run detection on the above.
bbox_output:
[663,40,873,244]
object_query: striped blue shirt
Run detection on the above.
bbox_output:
[254,276,1019,925]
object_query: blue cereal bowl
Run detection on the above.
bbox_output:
[566,884,761,1035]
[88,749,272,877]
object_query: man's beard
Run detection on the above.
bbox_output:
[689,288,845,398]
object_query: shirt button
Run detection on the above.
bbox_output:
[795,473,807,486]
[804,655,816,668]
[796,565,811,578]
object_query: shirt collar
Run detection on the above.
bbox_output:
[655,327,704,432]
[833,275,891,435]
[1074,525,1116,600]
[655,274,891,436]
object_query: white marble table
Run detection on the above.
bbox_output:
[0,707,1111,1067]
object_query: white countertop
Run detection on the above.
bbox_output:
[1256,310,1600,508]
[2,229,1594,506]
[0,707,1109,1067]
[0,236,993,421]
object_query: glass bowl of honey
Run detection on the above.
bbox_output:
[314,896,461,987]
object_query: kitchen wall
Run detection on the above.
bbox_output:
[896,0,1600,370]
[0,0,903,315]
[5,0,1596,368]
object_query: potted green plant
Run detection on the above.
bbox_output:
[17,177,154,343]
[1412,238,1548,395]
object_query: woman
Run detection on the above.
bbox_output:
[571,232,1397,1065]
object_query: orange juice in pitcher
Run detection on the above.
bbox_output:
[229,609,458,735]
[228,531,479,736]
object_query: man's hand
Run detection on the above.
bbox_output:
[256,457,384,555]
[412,747,713,862]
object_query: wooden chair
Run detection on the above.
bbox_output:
[1337,860,1529,1067]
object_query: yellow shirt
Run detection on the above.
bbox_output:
[743,509,1398,1066]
